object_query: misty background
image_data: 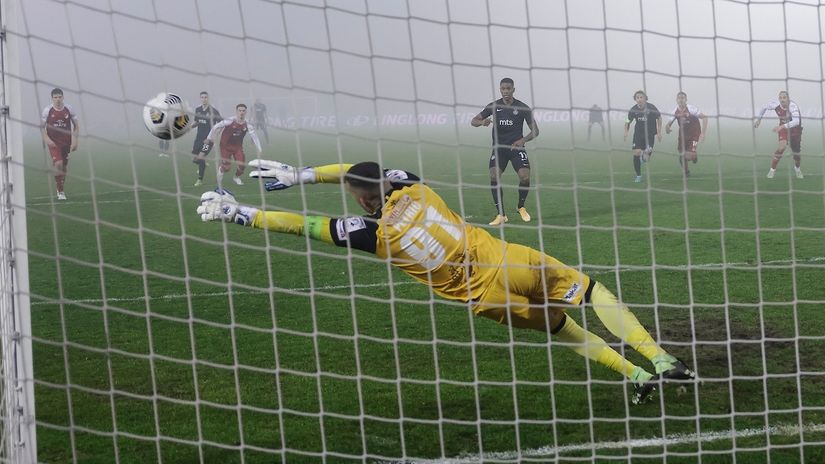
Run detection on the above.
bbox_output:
[7,0,825,157]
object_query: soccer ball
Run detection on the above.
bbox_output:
[142,92,193,139]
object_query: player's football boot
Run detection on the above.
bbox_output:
[634,175,642,183]
[795,168,804,179]
[488,214,508,226]
[632,377,658,405]
[660,358,696,381]
[766,169,776,179]
[517,207,531,222]
[57,191,67,201]
[233,176,244,186]
[194,179,203,186]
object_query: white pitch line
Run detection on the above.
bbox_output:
[29,281,412,306]
[384,423,825,464]
[29,256,825,307]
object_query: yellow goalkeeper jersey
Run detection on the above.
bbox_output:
[375,183,503,302]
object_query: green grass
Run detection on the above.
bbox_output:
[23,132,825,463]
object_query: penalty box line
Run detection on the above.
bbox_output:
[386,422,825,464]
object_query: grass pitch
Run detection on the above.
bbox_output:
[22,131,825,463]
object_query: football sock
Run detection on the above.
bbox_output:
[589,282,669,362]
[517,180,529,209]
[552,314,642,379]
[793,154,801,168]
[196,159,206,180]
[54,161,67,191]
[771,149,784,169]
[633,156,642,175]
[313,163,354,184]
[490,180,504,214]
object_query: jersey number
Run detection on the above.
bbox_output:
[399,206,462,272]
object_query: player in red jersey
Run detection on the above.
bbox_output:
[754,91,803,179]
[201,103,262,186]
[41,88,79,200]
[665,92,708,177]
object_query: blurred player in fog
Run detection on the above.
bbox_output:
[253,98,270,145]
[41,88,79,200]
[754,91,803,179]
[665,92,708,178]
[588,104,605,141]
[192,91,222,186]
[624,90,661,183]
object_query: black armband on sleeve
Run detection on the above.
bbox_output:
[328,216,378,254]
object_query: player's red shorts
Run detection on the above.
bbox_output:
[778,127,802,153]
[48,144,70,163]
[219,145,245,172]
[677,136,699,156]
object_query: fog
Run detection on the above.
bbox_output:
[7,0,825,147]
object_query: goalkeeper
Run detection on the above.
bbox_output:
[197,160,695,404]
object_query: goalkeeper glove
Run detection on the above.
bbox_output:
[197,188,257,226]
[248,159,300,191]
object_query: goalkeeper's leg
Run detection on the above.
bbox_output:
[589,281,695,379]
[478,303,653,383]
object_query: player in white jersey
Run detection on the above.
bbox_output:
[754,91,803,179]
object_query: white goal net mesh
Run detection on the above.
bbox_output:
[2,0,825,463]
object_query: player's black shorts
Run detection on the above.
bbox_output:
[632,130,656,151]
[192,137,212,155]
[489,147,530,171]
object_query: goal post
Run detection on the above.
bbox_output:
[0,0,37,461]
[4,0,825,463]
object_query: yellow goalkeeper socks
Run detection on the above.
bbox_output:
[553,314,644,379]
[312,163,353,184]
[589,282,669,362]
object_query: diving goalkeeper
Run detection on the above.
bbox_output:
[197,160,695,404]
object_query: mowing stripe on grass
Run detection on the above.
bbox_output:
[29,256,825,307]
[387,422,825,464]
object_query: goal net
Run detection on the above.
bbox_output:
[2,0,825,462]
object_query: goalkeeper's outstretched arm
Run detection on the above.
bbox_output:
[248,161,353,191]
[196,188,378,253]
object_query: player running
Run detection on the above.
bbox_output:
[624,90,662,183]
[665,92,708,178]
[192,91,222,186]
[754,91,804,179]
[200,103,262,186]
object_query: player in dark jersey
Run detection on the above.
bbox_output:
[253,98,269,145]
[41,88,79,200]
[472,78,539,225]
[588,104,605,141]
[201,160,696,405]
[624,90,662,183]
[192,91,222,186]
